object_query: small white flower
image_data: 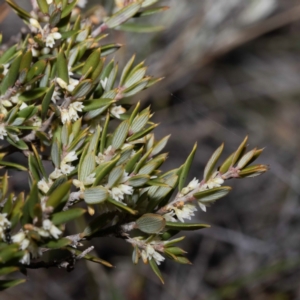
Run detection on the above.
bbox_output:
[60,108,71,124]
[60,163,75,175]
[46,32,62,48]
[141,244,165,265]
[20,251,30,265]
[77,0,88,8]
[67,78,79,92]
[56,78,68,90]
[62,151,78,164]
[52,90,61,103]
[70,101,84,112]
[2,63,9,76]
[68,106,79,121]
[167,203,197,223]
[95,152,105,165]
[38,178,52,194]
[163,211,177,222]
[10,134,19,142]
[50,168,63,180]
[20,238,30,251]
[43,219,62,239]
[204,177,224,189]
[0,123,7,140]
[119,184,133,195]
[73,179,85,192]
[100,77,108,89]
[110,186,125,203]
[19,102,28,110]
[12,231,26,244]
[41,47,51,55]
[46,0,53,4]
[187,178,199,190]
[32,116,42,127]
[120,171,130,183]
[111,106,126,119]
[10,94,20,104]
[31,48,40,57]
[2,100,12,107]
[0,213,10,228]
[29,18,42,30]
[85,173,96,185]
[57,77,79,93]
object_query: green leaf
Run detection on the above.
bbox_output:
[107,197,138,215]
[6,0,32,20]
[82,212,115,237]
[108,165,124,188]
[0,279,26,291]
[165,222,210,231]
[112,120,130,150]
[118,23,164,33]
[93,154,120,186]
[136,213,166,234]
[128,174,150,187]
[82,48,101,75]
[36,0,48,14]
[72,79,93,98]
[237,149,256,169]
[0,267,19,276]
[193,186,232,203]
[79,152,96,182]
[0,45,17,65]
[42,84,55,119]
[149,259,164,284]
[69,248,113,268]
[82,98,114,112]
[57,50,69,84]
[44,237,71,249]
[46,180,72,208]
[26,60,47,82]
[130,109,150,134]
[0,160,27,171]
[0,52,22,94]
[232,136,248,166]
[178,143,197,191]
[84,186,108,205]
[19,87,47,102]
[22,181,39,224]
[105,3,142,28]
[51,208,86,225]
[120,55,135,86]
[203,143,224,181]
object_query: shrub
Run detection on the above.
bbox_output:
[0,0,268,289]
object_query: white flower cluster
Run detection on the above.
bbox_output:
[45,31,62,48]
[73,173,96,192]
[141,243,165,265]
[38,178,53,194]
[12,220,61,265]
[12,231,41,265]
[109,172,133,204]
[95,145,114,165]
[0,213,11,241]
[48,151,78,180]
[164,203,197,223]
[180,177,199,196]
[56,77,79,93]
[59,101,84,124]
[111,105,126,119]
[0,123,7,140]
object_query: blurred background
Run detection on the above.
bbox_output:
[2,0,300,299]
